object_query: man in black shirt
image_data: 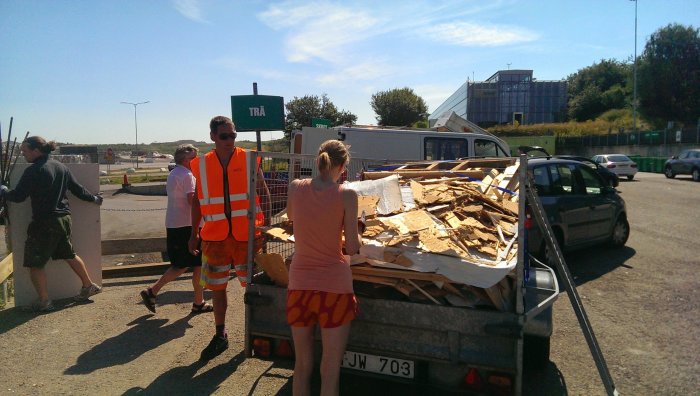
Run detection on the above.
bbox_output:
[1,136,103,312]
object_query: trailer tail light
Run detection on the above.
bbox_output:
[607,164,616,169]
[463,367,512,395]
[275,339,294,358]
[525,207,533,230]
[487,374,513,396]
[252,337,271,358]
[463,367,485,391]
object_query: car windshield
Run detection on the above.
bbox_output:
[607,155,631,162]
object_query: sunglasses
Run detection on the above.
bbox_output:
[218,132,237,141]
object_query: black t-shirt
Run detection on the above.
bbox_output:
[6,156,95,219]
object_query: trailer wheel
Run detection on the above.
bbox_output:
[524,335,550,370]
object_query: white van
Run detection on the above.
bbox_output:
[290,111,510,161]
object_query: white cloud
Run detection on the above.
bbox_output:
[422,22,539,47]
[173,0,208,23]
[258,2,381,63]
[316,60,394,85]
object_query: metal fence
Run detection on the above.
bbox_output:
[557,127,700,150]
[253,151,399,263]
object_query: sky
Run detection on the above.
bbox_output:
[1,0,698,145]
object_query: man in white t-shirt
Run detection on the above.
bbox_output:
[139,144,212,314]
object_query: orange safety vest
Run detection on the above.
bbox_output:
[191,148,263,241]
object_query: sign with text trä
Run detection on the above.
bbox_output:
[231,95,284,131]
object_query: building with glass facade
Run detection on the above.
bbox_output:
[429,70,567,127]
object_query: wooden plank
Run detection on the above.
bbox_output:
[361,169,485,180]
[0,253,13,284]
[254,253,288,287]
[351,265,450,282]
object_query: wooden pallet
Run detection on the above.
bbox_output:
[361,158,516,180]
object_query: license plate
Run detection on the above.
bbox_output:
[341,351,414,379]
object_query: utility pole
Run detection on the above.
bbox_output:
[121,101,150,169]
[631,0,638,146]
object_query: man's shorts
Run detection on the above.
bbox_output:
[23,215,76,269]
[286,290,359,328]
[200,235,262,290]
[166,226,201,269]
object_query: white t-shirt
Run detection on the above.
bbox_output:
[165,165,196,228]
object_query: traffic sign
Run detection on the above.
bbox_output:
[231,95,284,131]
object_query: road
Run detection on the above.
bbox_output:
[0,172,697,395]
[531,172,699,395]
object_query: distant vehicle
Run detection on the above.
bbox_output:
[664,149,700,182]
[518,146,619,187]
[292,112,511,161]
[591,154,638,180]
[554,155,619,187]
[527,157,629,265]
[168,162,176,172]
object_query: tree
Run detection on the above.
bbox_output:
[370,88,428,127]
[284,94,357,139]
[566,59,631,121]
[637,24,700,127]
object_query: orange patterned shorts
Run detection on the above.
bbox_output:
[286,290,359,328]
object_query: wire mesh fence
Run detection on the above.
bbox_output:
[254,151,397,262]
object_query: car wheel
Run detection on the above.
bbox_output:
[664,166,675,179]
[610,216,630,247]
[627,174,634,181]
[524,335,550,370]
[693,168,700,182]
[540,229,564,268]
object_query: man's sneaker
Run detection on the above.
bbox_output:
[23,299,55,313]
[200,334,228,361]
[75,283,102,301]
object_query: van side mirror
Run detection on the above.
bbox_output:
[671,155,678,160]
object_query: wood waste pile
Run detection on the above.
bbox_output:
[258,158,523,311]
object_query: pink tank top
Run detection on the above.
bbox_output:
[288,179,353,293]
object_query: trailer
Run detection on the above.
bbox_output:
[243,152,558,395]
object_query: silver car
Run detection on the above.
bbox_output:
[591,154,638,180]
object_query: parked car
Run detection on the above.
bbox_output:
[527,157,630,265]
[518,146,619,187]
[554,155,619,187]
[664,149,700,182]
[591,154,638,180]
[168,161,176,171]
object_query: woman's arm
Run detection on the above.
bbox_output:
[342,188,360,256]
[285,179,300,221]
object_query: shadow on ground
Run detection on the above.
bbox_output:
[65,314,193,374]
[122,352,247,396]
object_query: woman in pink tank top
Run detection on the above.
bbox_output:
[286,140,361,396]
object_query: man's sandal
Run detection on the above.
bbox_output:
[140,288,156,313]
[191,302,214,314]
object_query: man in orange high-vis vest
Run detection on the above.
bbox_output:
[188,116,269,361]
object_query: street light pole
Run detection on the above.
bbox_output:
[631,0,638,145]
[121,101,150,169]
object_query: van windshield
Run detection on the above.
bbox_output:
[475,139,509,157]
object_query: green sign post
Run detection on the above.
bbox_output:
[230,95,284,131]
[311,118,332,128]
